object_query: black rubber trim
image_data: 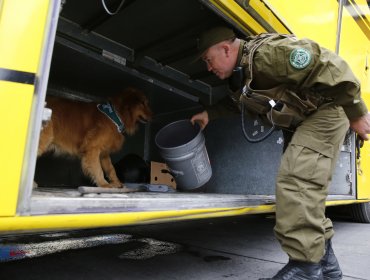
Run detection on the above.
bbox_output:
[0,67,36,85]
[342,0,370,41]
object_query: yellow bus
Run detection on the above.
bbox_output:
[1,0,369,240]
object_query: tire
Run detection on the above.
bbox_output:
[350,202,370,223]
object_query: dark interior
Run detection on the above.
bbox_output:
[49,0,250,104]
[35,0,280,195]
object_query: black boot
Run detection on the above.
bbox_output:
[259,260,323,280]
[321,239,342,280]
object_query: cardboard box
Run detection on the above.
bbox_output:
[150,161,176,189]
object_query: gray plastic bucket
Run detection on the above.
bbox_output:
[155,119,212,190]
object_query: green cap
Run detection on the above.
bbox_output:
[194,26,236,61]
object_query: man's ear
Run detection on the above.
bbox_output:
[223,43,231,57]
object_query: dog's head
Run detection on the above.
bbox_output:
[112,87,152,135]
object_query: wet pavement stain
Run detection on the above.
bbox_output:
[116,240,148,252]
[0,234,133,262]
[118,238,183,260]
[1,232,230,264]
[1,232,184,263]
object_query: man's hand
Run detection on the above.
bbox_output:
[350,113,370,141]
[190,111,209,130]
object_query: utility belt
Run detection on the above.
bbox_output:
[238,85,332,128]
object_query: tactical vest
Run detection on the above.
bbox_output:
[235,33,331,128]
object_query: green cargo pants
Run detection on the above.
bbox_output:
[274,104,349,263]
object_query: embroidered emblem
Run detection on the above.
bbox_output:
[289,48,311,69]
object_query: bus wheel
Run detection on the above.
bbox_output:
[350,202,370,223]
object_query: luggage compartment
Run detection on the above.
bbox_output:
[30,0,356,215]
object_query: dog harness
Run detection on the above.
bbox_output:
[97,102,125,133]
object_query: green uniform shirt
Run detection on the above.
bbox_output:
[207,34,368,122]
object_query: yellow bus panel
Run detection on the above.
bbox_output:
[0,81,34,216]
[0,0,50,72]
[211,0,267,34]
[265,0,339,51]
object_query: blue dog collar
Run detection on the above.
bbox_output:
[97,102,125,134]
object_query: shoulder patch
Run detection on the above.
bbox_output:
[289,48,311,69]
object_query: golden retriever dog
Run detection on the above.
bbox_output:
[37,87,152,191]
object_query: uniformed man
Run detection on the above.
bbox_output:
[191,26,370,280]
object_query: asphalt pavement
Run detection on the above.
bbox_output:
[0,210,369,280]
